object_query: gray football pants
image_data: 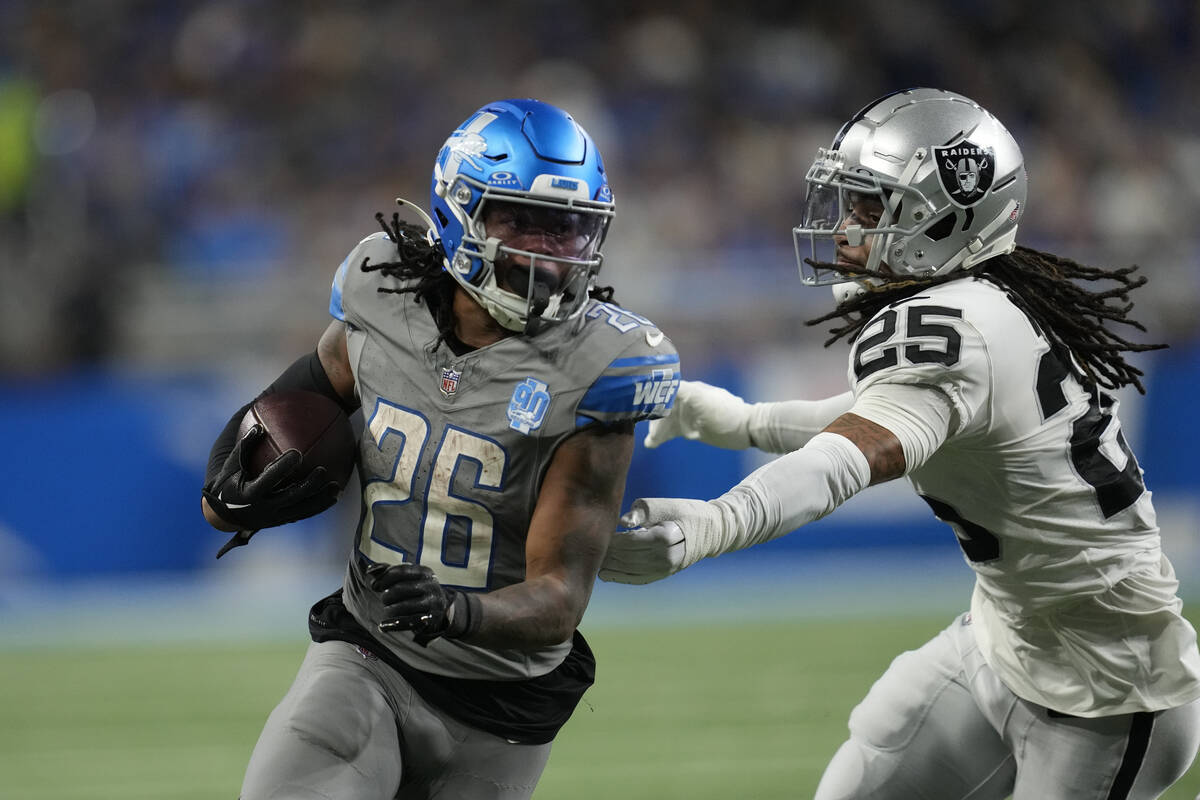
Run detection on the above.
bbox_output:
[815,613,1200,799]
[240,640,552,800]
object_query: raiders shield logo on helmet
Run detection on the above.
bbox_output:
[934,140,995,207]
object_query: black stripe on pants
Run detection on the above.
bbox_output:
[1107,711,1156,800]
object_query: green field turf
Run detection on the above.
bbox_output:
[3,617,1199,799]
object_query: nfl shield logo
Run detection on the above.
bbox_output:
[440,367,461,397]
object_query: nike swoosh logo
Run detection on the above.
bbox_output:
[645,329,664,346]
[218,492,251,510]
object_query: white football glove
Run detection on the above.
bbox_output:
[599,497,725,584]
[643,380,753,450]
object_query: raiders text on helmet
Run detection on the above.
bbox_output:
[793,88,1027,287]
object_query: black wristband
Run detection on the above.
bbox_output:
[444,591,483,640]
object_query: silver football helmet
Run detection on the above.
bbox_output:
[793,88,1026,286]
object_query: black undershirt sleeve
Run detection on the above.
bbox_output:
[204,398,255,486]
[204,350,357,486]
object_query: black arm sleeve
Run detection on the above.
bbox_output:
[204,350,357,486]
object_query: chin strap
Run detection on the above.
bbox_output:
[523,282,551,335]
[529,280,550,317]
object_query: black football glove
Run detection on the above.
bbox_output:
[366,563,480,646]
[202,424,341,557]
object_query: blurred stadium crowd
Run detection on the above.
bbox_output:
[1,0,1199,374]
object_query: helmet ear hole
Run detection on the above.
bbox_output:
[435,208,450,228]
[924,213,958,242]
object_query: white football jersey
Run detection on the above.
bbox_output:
[849,276,1200,716]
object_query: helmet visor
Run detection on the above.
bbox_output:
[483,201,607,259]
[793,182,844,285]
[794,180,910,285]
[794,181,894,285]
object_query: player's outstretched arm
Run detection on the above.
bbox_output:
[642,380,756,450]
[748,392,855,453]
[643,380,853,454]
[601,412,904,584]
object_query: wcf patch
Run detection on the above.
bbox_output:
[632,367,680,414]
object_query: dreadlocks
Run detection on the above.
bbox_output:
[361,211,458,346]
[360,210,618,348]
[804,245,1166,394]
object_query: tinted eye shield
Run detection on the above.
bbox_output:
[470,188,612,263]
[793,179,889,285]
[488,204,606,243]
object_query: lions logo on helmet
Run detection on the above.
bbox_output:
[440,115,493,179]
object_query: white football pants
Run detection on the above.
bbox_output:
[814,613,1200,799]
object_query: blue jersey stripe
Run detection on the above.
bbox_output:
[578,368,680,420]
[607,353,680,369]
[329,257,349,321]
[579,374,644,415]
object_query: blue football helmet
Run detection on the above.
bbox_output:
[430,99,615,332]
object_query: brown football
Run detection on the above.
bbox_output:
[237,389,356,488]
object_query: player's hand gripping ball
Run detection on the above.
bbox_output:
[203,390,356,554]
[237,389,357,485]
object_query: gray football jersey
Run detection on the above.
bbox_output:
[328,233,680,679]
